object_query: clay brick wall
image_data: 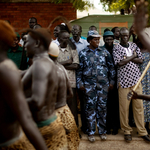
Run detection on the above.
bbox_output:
[0,2,76,34]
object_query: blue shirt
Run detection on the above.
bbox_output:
[70,37,89,54]
[52,38,60,46]
[76,46,116,89]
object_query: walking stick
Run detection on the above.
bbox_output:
[127,61,150,100]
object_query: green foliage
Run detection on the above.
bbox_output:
[100,0,135,13]
[51,0,93,11]
[101,0,150,26]
[110,0,134,13]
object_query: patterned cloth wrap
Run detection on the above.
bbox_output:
[0,132,34,150]
[56,105,80,150]
[140,52,150,122]
[38,115,68,150]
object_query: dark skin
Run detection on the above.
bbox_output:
[104,36,114,54]
[0,41,47,150]
[89,26,97,31]
[11,37,19,52]
[22,34,58,122]
[58,32,79,70]
[134,0,150,52]
[29,18,37,29]
[33,24,41,30]
[118,29,143,67]
[49,56,73,109]
[129,25,137,43]
[104,36,114,90]
[72,25,81,43]
[114,27,120,40]
[53,26,60,38]
[129,90,150,102]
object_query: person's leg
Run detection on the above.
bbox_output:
[77,89,87,133]
[67,88,78,126]
[132,83,148,136]
[96,85,108,136]
[118,84,133,135]
[106,90,112,134]
[111,87,120,134]
[85,89,97,136]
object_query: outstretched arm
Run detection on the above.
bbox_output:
[134,0,150,51]
[129,90,150,101]
[0,67,47,150]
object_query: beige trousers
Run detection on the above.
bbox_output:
[118,83,147,136]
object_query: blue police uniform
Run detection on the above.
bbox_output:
[76,46,116,135]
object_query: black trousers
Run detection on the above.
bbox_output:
[77,89,87,133]
[106,86,120,132]
[67,88,78,126]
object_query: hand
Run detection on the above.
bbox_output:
[68,58,73,64]
[134,0,149,33]
[131,90,138,99]
[133,50,137,58]
[127,90,138,100]
[80,86,86,92]
[109,84,114,90]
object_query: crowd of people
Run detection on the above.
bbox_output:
[0,0,150,149]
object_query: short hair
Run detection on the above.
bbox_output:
[58,30,76,49]
[57,24,70,34]
[120,27,129,34]
[104,28,110,33]
[29,17,37,23]
[89,25,97,30]
[0,20,16,46]
[111,27,119,33]
[87,36,95,43]
[58,30,69,38]
[28,28,51,50]
[72,24,82,32]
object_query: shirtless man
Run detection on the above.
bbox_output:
[48,42,80,150]
[0,21,47,150]
[22,28,67,150]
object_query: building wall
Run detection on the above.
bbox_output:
[71,15,133,38]
[0,2,76,32]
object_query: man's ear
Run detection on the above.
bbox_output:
[35,39,40,47]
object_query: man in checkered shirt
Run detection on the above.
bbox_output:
[113,27,150,142]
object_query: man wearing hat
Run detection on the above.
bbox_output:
[103,31,120,135]
[76,30,115,142]
[7,32,28,70]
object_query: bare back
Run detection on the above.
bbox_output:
[55,63,72,109]
[0,59,21,143]
[22,57,58,122]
